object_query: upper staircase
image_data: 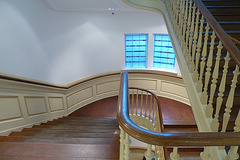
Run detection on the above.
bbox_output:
[0,117,120,160]
[201,0,240,131]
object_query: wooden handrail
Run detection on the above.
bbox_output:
[117,71,240,146]
[193,0,240,66]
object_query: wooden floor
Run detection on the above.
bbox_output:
[0,117,120,160]
[70,96,196,126]
[0,96,199,160]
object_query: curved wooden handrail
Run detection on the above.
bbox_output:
[129,86,164,132]
[193,0,240,66]
[117,71,240,146]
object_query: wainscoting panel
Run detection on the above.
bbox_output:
[0,97,22,121]
[66,87,93,108]
[48,97,64,112]
[24,97,47,116]
[96,80,120,95]
[161,81,188,99]
[129,79,157,91]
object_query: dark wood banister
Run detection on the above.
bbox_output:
[117,71,240,146]
[193,0,240,66]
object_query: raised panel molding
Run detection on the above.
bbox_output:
[66,87,93,108]
[24,97,47,116]
[48,97,64,112]
[161,81,188,99]
[96,80,120,95]
[129,79,157,91]
[0,97,22,121]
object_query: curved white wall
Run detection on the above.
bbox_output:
[0,0,169,84]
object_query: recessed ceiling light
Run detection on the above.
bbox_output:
[108,8,114,11]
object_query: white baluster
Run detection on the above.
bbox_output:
[177,0,184,40]
[201,31,216,105]
[190,9,200,72]
[119,127,125,160]
[145,144,154,160]
[179,1,185,45]
[200,147,210,160]
[124,133,131,160]
[196,23,210,92]
[170,147,180,160]
[187,4,196,66]
[211,52,230,132]
[221,65,239,132]
[227,109,240,160]
[182,0,189,43]
[205,41,223,118]
[193,15,204,82]
[184,0,193,58]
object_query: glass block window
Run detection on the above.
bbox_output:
[125,34,147,68]
[153,34,175,69]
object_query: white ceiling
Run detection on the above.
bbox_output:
[42,0,148,12]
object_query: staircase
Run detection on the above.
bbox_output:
[201,0,240,132]
[0,117,120,160]
[202,0,240,41]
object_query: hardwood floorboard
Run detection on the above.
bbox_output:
[69,96,196,125]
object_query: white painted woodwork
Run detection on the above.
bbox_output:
[119,127,125,160]
[227,109,240,160]
[196,23,210,92]
[48,97,64,112]
[190,9,200,73]
[205,41,223,118]
[211,53,230,132]
[201,31,216,105]
[221,65,239,132]
[145,144,154,160]
[124,133,131,160]
[170,147,180,160]
[161,81,188,99]
[200,147,210,160]
[187,4,196,68]
[67,87,93,108]
[96,80,120,95]
[129,79,157,91]
[0,97,22,121]
[0,70,189,135]
[24,97,47,116]
[193,16,204,82]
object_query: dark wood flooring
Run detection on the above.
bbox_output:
[70,96,196,126]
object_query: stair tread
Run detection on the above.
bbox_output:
[0,142,119,158]
[163,118,196,126]
[0,136,119,144]
[10,131,119,138]
[21,127,119,133]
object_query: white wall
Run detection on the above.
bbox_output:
[0,0,169,84]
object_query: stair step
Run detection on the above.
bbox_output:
[33,124,118,129]
[21,127,119,133]
[9,131,119,138]
[0,142,119,159]
[0,136,119,145]
[203,1,240,6]
[163,118,196,126]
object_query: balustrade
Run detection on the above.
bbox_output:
[119,0,240,159]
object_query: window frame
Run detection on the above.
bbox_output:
[152,34,175,70]
[124,33,148,68]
